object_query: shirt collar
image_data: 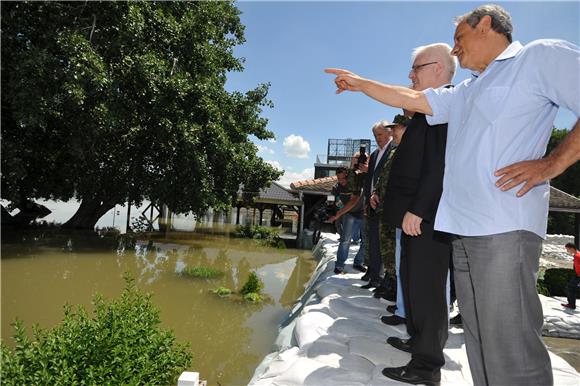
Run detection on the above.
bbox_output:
[471,41,523,78]
[495,41,523,61]
[378,138,393,151]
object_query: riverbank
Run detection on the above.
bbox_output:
[249,233,580,385]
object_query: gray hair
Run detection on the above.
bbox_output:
[455,4,513,43]
[372,120,393,131]
[411,43,457,80]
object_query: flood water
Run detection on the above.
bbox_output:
[1,231,315,385]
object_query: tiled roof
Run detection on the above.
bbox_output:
[290,177,580,213]
[290,176,337,193]
[238,182,302,206]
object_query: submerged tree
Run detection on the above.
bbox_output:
[2,1,281,229]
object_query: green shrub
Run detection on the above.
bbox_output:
[0,275,191,386]
[543,268,579,297]
[243,292,263,302]
[240,271,264,295]
[537,279,550,296]
[212,287,232,297]
[181,266,224,279]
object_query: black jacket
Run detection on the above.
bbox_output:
[363,143,394,207]
[382,113,448,228]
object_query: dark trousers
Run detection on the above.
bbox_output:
[400,221,450,378]
[568,276,580,308]
[366,215,382,285]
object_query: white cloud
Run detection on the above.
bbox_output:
[277,167,314,188]
[257,144,275,155]
[265,160,283,171]
[283,135,310,158]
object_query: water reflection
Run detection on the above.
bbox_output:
[1,232,315,385]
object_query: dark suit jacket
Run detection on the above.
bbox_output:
[363,143,393,206]
[382,113,448,228]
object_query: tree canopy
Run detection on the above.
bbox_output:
[1,1,281,229]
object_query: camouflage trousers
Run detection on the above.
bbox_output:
[364,214,396,278]
[380,221,396,278]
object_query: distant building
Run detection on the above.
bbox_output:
[314,138,376,179]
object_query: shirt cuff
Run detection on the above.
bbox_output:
[423,88,446,126]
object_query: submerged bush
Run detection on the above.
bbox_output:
[234,225,285,249]
[0,275,191,385]
[212,287,232,297]
[240,271,264,296]
[181,266,224,279]
[243,292,263,302]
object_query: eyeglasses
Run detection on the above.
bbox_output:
[410,61,438,73]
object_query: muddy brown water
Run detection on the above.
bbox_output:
[1,231,315,385]
[2,232,579,384]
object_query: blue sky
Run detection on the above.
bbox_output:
[225,1,580,187]
[19,1,580,228]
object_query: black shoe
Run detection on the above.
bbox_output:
[352,264,367,273]
[373,287,387,298]
[361,282,379,289]
[382,365,440,386]
[375,288,396,301]
[386,337,412,353]
[384,291,396,302]
[450,313,462,325]
[334,267,345,275]
[381,315,406,326]
[360,272,371,282]
[386,305,398,314]
[372,285,387,293]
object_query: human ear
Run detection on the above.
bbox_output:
[478,15,492,34]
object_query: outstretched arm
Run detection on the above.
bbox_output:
[324,68,433,115]
[329,195,360,222]
[495,119,580,197]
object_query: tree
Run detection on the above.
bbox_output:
[1,1,281,230]
[546,127,580,234]
[547,128,580,197]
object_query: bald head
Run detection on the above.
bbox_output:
[409,43,456,91]
[412,43,456,81]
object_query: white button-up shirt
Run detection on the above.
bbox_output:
[424,39,580,238]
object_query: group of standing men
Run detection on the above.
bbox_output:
[326,4,579,386]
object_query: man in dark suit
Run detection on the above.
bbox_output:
[370,115,410,301]
[360,120,398,289]
[379,43,456,385]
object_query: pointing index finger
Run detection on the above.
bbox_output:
[324,68,348,75]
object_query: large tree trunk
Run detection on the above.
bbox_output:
[62,197,118,230]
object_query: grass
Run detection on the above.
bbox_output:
[212,287,232,297]
[181,266,224,279]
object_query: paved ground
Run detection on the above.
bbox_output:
[250,234,580,386]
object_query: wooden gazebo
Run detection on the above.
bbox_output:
[235,182,303,230]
